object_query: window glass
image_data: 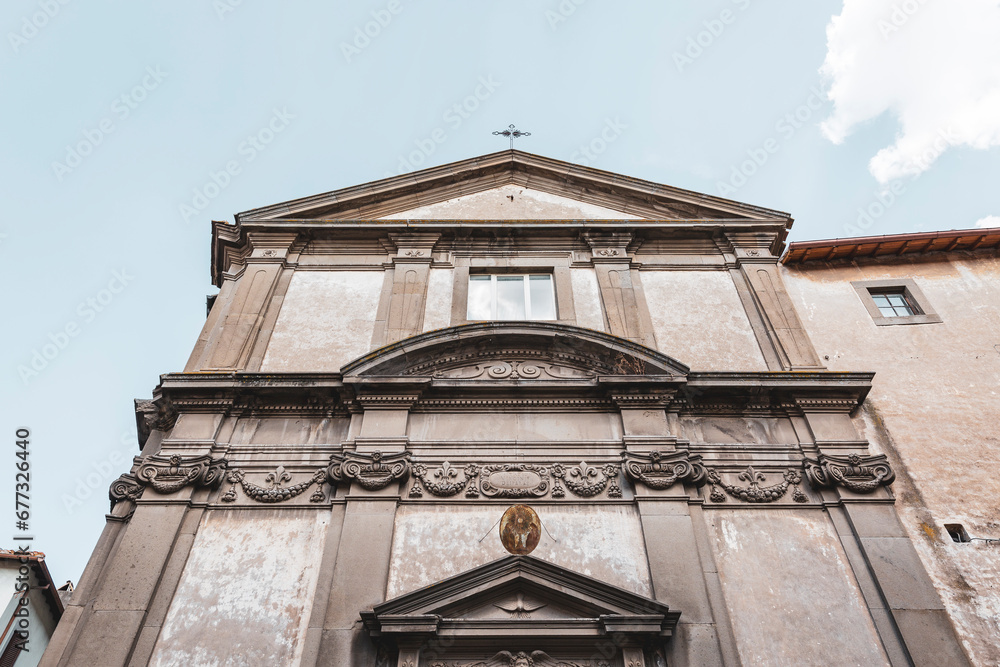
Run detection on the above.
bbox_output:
[870,291,915,317]
[528,275,556,320]
[466,274,556,320]
[467,276,492,320]
[496,276,527,319]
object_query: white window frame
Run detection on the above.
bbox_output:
[467,274,557,321]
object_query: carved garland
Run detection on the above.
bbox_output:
[221,466,328,504]
[109,454,228,509]
[552,462,622,498]
[410,462,480,497]
[707,466,808,504]
[804,453,895,493]
[622,450,706,490]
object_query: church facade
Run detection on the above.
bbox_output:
[40,151,997,666]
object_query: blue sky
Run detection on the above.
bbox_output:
[2,0,998,583]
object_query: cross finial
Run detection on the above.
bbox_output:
[493,124,531,149]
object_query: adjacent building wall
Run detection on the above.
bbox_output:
[784,253,1000,666]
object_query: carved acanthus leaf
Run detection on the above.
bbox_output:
[804,454,895,493]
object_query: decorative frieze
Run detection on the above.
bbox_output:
[553,462,622,498]
[707,466,808,504]
[622,450,706,490]
[220,466,328,503]
[480,464,552,499]
[804,454,895,493]
[410,461,480,497]
[109,454,228,508]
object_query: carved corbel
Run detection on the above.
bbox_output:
[339,450,410,491]
[109,454,228,509]
[804,453,895,494]
[622,450,706,490]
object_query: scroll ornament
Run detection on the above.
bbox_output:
[109,454,228,508]
[804,453,895,493]
[410,461,480,497]
[707,466,808,503]
[622,450,707,490]
[551,461,622,498]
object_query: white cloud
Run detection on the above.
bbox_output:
[975,215,1000,228]
[820,0,1000,184]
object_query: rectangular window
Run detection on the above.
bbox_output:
[851,278,942,326]
[467,274,556,320]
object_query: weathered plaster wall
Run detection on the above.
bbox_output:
[422,268,454,332]
[261,270,384,371]
[149,509,328,667]
[407,411,621,443]
[570,268,606,333]
[385,504,652,598]
[707,509,890,666]
[379,185,642,220]
[642,270,767,370]
[784,255,1000,665]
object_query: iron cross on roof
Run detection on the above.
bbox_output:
[493,124,531,149]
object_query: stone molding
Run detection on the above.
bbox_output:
[804,454,895,494]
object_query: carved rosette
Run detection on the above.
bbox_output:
[340,450,410,491]
[804,453,895,493]
[221,466,329,504]
[410,461,480,497]
[622,450,706,490]
[109,454,228,509]
[707,466,808,504]
[552,462,621,498]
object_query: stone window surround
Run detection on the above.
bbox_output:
[450,258,579,328]
[851,278,942,326]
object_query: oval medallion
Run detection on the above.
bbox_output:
[499,505,541,555]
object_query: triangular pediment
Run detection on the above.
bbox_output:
[235,150,790,223]
[341,323,689,379]
[378,184,643,220]
[363,555,678,638]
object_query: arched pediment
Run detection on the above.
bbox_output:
[341,322,689,380]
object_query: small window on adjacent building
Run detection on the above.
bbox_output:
[944,523,971,543]
[869,290,918,317]
[467,274,556,321]
[851,279,942,326]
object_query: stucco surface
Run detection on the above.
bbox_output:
[379,185,642,220]
[149,510,328,667]
[707,510,890,667]
[642,270,767,370]
[784,257,1000,665]
[422,268,455,332]
[385,504,652,599]
[570,268,606,333]
[407,411,621,443]
[261,270,384,371]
